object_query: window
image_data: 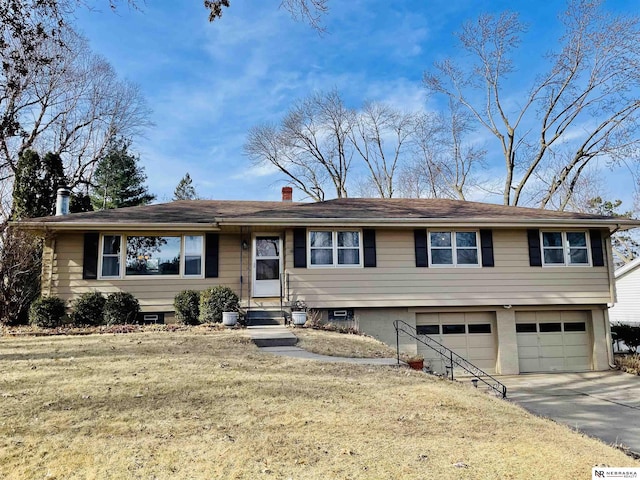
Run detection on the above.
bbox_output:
[429,231,479,267]
[468,324,492,334]
[539,322,562,333]
[442,324,466,334]
[126,236,181,276]
[98,234,204,279]
[184,235,203,276]
[564,322,586,332]
[309,230,361,267]
[101,235,121,278]
[417,325,440,335]
[516,323,537,333]
[542,231,590,266]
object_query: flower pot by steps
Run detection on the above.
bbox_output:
[222,312,238,327]
[291,311,307,326]
[407,359,424,371]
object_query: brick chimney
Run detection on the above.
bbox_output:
[282,186,293,202]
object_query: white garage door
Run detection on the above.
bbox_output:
[516,311,592,373]
[416,312,497,375]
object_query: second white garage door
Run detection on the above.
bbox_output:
[416,312,497,375]
[516,311,592,373]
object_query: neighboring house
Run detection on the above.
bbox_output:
[17,188,640,375]
[609,257,640,326]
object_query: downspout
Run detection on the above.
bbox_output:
[604,308,617,369]
[604,227,619,369]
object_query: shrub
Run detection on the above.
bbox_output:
[611,323,640,353]
[29,296,67,328]
[174,290,200,325]
[103,292,140,325]
[70,291,106,326]
[199,286,239,323]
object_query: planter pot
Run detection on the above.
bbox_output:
[407,359,424,371]
[291,311,307,326]
[222,312,238,327]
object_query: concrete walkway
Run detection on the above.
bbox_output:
[247,325,401,366]
[500,371,640,455]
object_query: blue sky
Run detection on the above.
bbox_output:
[74,0,636,205]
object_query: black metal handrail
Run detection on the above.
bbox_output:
[394,319,507,398]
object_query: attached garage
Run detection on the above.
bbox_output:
[516,311,592,373]
[416,312,497,375]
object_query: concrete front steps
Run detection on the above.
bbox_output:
[247,325,298,348]
[245,309,288,327]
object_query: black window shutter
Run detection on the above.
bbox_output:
[363,229,376,267]
[414,229,428,267]
[293,228,307,268]
[590,229,605,267]
[480,229,494,267]
[527,229,542,267]
[82,232,99,280]
[205,233,219,278]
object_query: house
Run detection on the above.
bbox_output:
[609,257,640,329]
[17,188,640,375]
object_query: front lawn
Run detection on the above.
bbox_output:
[0,331,636,479]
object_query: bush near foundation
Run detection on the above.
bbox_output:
[103,292,140,325]
[199,286,239,323]
[29,296,66,328]
[611,323,640,353]
[174,290,200,325]
[71,291,106,326]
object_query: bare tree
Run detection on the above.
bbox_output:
[424,0,640,209]
[205,0,329,32]
[0,28,150,211]
[397,103,485,200]
[350,102,415,198]
[245,90,354,201]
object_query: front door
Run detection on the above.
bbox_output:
[253,235,282,297]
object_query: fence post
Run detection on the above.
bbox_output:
[395,321,400,366]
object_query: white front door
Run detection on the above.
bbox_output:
[253,235,282,297]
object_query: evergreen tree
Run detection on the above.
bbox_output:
[70,192,94,213]
[173,172,198,200]
[12,150,66,219]
[90,138,155,210]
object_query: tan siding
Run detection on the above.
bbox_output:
[286,228,612,308]
[50,232,246,311]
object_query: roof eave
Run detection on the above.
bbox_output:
[13,222,221,232]
[219,217,640,229]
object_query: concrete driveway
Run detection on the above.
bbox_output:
[499,371,640,455]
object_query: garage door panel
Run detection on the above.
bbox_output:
[536,311,560,322]
[518,346,539,359]
[566,356,590,368]
[539,335,564,346]
[516,310,592,373]
[561,311,588,322]
[564,333,588,346]
[416,312,497,375]
[519,358,541,372]
[464,312,494,323]
[517,335,538,347]
[468,347,496,360]
[467,335,494,348]
[539,358,565,371]
[565,344,590,357]
[540,346,566,358]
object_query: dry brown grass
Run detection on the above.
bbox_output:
[0,331,636,479]
[293,327,397,358]
[615,353,640,375]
